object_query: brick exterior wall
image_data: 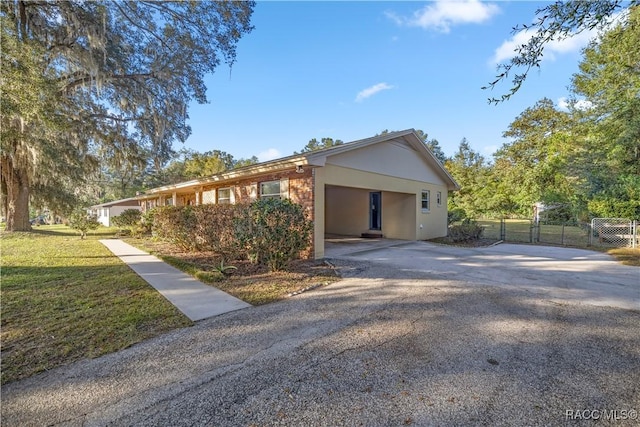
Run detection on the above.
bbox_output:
[140,166,317,258]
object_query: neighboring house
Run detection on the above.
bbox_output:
[137,129,459,259]
[89,197,141,227]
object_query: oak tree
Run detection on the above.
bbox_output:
[1,1,255,230]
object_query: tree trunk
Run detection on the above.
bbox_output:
[1,156,32,232]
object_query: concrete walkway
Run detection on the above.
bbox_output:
[100,239,251,321]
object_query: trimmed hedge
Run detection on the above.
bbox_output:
[447,220,484,242]
[235,199,313,271]
[151,199,313,271]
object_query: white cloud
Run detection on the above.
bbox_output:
[490,10,628,66]
[388,0,500,33]
[491,28,597,65]
[557,97,570,110]
[258,148,281,162]
[355,82,394,102]
[557,97,594,111]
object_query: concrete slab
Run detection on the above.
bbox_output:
[329,240,640,311]
[100,239,251,321]
[324,236,411,257]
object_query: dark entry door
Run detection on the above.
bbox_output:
[369,192,381,230]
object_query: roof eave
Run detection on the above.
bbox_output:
[139,155,309,196]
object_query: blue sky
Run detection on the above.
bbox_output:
[183,1,597,162]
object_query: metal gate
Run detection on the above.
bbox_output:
[590,218,636,248]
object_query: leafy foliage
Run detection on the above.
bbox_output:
[445,139,495,218]
[471,8,640,221]
[296,138,344,154]
[1,1,255,230]
[192,204,246,258]
[235,199,313,271]
[152,206,198,251]
[152,200,312,272]
[67,210,100,239]
[485,0,636,103]
[447,220,484,242]
[570,7,640,219]
[111,209,142,228]
[111,208,142,236]
[492,99,575,217]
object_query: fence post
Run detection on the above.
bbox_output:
[634,220,638,249]
[561,224,565,246]
[500,218,506,241]
[537,223,541,243]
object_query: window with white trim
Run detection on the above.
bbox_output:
[202,189,216,204]
[436,191,442,207]
[218,188,231,204]
[421,190,430,212]
[260,180,281,199]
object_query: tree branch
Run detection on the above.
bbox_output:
[61,71,157,93]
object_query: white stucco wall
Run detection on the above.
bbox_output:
[313,164,449,259]
[96,205,141,227]
[325,186,369,236]
[324,139,448,186]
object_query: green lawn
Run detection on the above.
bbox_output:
[0,225,192,384]
[477,219,590,246]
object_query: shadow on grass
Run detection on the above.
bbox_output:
[29,228,118,238]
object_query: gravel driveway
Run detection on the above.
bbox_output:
[2,242,639,426]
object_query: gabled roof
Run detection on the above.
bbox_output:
[90,197,141,209]
[305,129,459,190]
[139,129,459,196]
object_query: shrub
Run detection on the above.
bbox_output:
[192,204,245,258]
[140,208,157,235]
[235,198,313,271]
[447,219,483,242]
[151,199,312,271]
[152,206,198,251]
[111,209,143,236]
[448,208,467,224]
[68,210,100,239]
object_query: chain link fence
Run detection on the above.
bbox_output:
[475,218,638,249]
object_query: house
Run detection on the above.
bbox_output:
[89,197,141,227]
[137,129,459,259]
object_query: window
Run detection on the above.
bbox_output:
[260,180,281,199]
[218,188,231,204]
[421,190,430,211]
[202,189,216,204]
[437,191,442,207]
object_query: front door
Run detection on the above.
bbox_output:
[369,192,381,230]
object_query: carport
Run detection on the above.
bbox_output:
[307,130,459,259]
[324,185,416,240]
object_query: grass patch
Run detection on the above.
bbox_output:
[125,237,340,306]
[476,219,590,246]
[607,248,640,267]
[1,225,192,385]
